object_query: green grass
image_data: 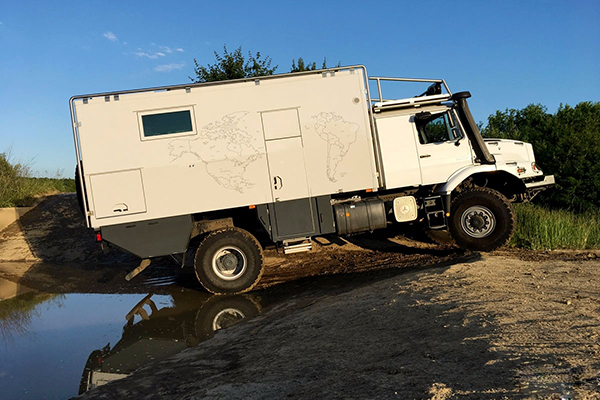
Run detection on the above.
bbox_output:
[0,152,75,207]
[511,203,600,250]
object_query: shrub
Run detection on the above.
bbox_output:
[0,152,75,207]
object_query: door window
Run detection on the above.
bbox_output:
[415,112,461,144]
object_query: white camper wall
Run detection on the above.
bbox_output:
[74,69,378,228]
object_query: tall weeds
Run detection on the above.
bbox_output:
[0,151,75,207]
[511,203,600,250]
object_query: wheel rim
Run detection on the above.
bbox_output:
[460,205,496,238]
[212,246,247,281]
[212,308,246,331]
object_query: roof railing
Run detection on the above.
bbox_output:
[368,76,452,104]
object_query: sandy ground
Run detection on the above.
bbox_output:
[1,195,600,399]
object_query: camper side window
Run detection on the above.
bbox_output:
[141,110,194,138]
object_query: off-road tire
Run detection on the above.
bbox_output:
[194,227,264,295]
[449,187,516,252]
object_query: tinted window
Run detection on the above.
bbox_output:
[415,112,460,144]
[142,110,193,137]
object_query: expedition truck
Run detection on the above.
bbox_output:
[69,65,554,294]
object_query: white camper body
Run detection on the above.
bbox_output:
[70,65,554,294]
[74,68,378,228]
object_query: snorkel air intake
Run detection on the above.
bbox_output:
[452,91,495,165]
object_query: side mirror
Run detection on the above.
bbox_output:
[415,111,432,122]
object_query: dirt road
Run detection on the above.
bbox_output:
[1,195,599,399]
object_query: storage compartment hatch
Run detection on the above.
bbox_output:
[90,169,147,219]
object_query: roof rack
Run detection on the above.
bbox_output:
[368,77,452,112]
[372,93,452,112]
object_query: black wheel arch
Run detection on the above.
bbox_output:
[453,171,526,202]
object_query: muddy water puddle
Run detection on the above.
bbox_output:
[0,289,262,399]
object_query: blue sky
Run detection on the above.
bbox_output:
[0,0,598,177]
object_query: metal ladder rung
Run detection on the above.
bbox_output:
[282,237,312,254]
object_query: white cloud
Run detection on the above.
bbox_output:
[155,62,185,72]
[159,46,184,53]
[135,51,166,59]
[103,31,118,42]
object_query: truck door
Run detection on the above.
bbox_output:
[265,136,310,202]
[261,109,316,240]
[413,111,473,185]
[374,112,423,190]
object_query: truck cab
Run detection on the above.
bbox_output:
[369,80,553,251]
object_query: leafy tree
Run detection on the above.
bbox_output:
[290,57,325,72]
[483,102,600,212]
[190,45,277,83]
[290,57,341,72]
[191,46,342,83]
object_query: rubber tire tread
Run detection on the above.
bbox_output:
[194,227,264,295]
[449,187,516,252]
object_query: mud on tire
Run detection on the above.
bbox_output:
[449,187,516,252]
[194,227,264,295]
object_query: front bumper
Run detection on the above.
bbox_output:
[525,175,555,191]
[523,175,555,201]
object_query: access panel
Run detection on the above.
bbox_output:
[89,169,147,219]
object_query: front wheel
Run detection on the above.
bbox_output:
[449,188,516,252]
[194,227,264,295]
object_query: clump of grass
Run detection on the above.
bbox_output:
[0,151,75,207]
[511,203,600,250]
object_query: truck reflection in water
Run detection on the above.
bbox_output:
[78,290,262,394]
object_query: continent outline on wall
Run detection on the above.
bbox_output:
[167,111,263,193]
[313,112,359,182]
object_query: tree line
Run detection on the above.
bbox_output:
[191,46,600,212]
[482,102,600,212]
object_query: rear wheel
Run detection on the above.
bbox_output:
[449,187,516,252]
[194,228,264,294]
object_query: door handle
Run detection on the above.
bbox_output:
[113,203,129,213]
[420,154,431,159]
[273,176,283,190]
